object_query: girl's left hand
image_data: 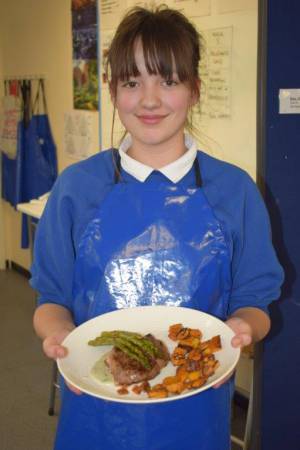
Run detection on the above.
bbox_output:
[213,316,252,389]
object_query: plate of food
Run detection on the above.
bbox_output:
[57,306,240,403]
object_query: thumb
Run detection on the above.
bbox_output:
[43,335,68,359]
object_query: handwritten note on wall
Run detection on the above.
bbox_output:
[198,27,233,119]
[64,111,95,159]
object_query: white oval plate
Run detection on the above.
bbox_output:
[57,306,240,404]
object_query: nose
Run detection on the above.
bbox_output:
[140,83,161,109]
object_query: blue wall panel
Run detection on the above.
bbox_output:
[262,1,300,449]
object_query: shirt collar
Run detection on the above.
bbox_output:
[118,134,198,183]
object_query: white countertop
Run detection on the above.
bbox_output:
[17,193,49,220]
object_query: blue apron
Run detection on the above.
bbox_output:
[55,155,232,450]
[1,80,32,207]
[1,79,57,247]
[16,80,57,247]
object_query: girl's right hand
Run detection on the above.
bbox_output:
[42,329,82,395]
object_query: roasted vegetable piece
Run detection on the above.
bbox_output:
[171,356,186,366]
[148,390,168,398]
[190,329,202,338]
[168,323,183,341]
[132,381,151,395]
[173,346,187,356]
[151,324,223,399]
[163,376,180,385]
[179,337,201,348]
[117,386,129,395]
[148,384,168,398]
[176,366,190,382]
[176,327,191,340]
[201,335,222,353]
[185,370,202,382]
[187,348,202,361]
[164,381,184,394]
[191,378,207,389]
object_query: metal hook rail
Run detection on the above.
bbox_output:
[2,74,46,81]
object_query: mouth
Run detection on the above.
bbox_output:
[136,114,167,125]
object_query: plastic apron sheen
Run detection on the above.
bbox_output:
[55,157,233,450]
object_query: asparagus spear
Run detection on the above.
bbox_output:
[88,330,162,368]
[114,337,151,369]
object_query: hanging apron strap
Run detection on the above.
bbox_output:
[32,78,48,116]
[20,80,32,128]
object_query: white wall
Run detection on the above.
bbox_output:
[0,0,99,270]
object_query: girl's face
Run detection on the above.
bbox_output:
[114,40,198,155]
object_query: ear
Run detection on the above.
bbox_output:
[190,79,201,107]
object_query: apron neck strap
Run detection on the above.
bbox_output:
[114,152,203,187]
[193,157,203,188]
[113,151,122,183]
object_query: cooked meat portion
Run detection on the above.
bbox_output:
[105,334,170,385]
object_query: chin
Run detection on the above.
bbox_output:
[138,137,171,147]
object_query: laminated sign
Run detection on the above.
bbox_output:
[279,89,300,114]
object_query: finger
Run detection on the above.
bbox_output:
[231,333,252,348]
[54,345,68,358]
[43,342,68,359]
[66,381,82,395]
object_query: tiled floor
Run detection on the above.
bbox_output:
[0,268,247,450]
[0,268,57,450]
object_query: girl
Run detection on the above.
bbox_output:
[31,6,283,450]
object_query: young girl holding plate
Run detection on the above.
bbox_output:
[31,6,283,450]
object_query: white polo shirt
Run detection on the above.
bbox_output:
[118,134,198,183]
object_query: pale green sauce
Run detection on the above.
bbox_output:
[90,353,114,384]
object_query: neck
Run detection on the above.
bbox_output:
[127,136,187,169]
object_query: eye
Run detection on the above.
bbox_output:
[163,79,179,87]
[122,80,138,88]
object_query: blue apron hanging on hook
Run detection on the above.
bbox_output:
[16,79,57,248]
[1,79,24,207]
[1,79,57,247]
[16,79,57,205]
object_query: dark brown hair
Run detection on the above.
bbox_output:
[105,5,202,99]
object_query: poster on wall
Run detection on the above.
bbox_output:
[72,0,99,110]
